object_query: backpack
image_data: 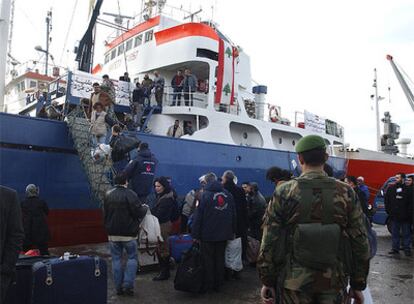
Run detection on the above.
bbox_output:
[113,135,140,156]
[292,177,341,271]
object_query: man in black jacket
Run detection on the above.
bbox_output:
[385,173,413,256]
[103,174,148,296]
[123,142,158,203]
[0,185,24,302]
[222,170,247,278]
[192,172,236,293]
[109,125,130,174]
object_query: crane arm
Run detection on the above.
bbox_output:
[386,54,414,112]
[75,0,104,72]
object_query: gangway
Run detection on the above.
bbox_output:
[65,107,113,204]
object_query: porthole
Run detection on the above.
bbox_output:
[243,132,248,139]
[279,138,282,144]
[236,156,242,161]
[292,140,296,146]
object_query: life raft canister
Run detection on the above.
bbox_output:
[269,105,279,122]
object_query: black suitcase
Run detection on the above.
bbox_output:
[5,255,107,304]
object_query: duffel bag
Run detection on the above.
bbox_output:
[174,244,203,293]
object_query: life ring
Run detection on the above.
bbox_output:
[269,105,279,122]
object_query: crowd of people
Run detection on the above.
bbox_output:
[2,130,414,303]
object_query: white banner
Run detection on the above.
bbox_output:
[304,110,326,134]
[70,71,131,106]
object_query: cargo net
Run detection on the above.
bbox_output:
[65,107,113,205]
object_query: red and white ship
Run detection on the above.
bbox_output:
[336,55,414,201]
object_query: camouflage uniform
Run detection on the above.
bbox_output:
[257,170,370,304]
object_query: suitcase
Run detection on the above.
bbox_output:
[5,255,107,304]
[169,234,193,263]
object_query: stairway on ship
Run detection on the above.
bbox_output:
[65,107,112,204]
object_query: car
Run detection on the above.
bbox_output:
[372,173,414,233]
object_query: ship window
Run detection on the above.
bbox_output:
[104,53,110,63]
[279,138,282,144]
[17,81,25,92]
[117,44,124,56]
[197,48,218,61]
[292,140,296,146]
[134,34,143,47]
[243,132,248,139]
[125,39,133,51]
[111,49,116,60]
[144,30,153,42]
[29,80,37,88]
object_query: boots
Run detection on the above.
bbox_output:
[153,256,170,281]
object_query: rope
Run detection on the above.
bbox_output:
[59,0,79,64]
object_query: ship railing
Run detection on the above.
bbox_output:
[154,85,209,109]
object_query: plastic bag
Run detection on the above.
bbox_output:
[225,237,243,271]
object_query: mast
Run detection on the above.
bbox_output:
[45,10,52,76]
[373,68,381,152]
[0,0,11,111]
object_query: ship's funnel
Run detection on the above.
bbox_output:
[397,138,411,156]
[252,85,267,121]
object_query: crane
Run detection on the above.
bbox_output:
[386,55,414,112]
[75,0,104,72]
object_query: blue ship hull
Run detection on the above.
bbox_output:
[0,113,347,246]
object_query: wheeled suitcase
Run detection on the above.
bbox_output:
[169,234,193,263]
[5,255,107,304]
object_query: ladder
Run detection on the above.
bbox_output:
[65,107,113,204]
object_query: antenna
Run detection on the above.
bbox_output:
[184,8,202,22]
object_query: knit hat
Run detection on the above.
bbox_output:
[295,135,326,153]
[26,184,39,197]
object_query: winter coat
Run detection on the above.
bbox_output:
[123,148,158,197]
[171,75,184,90]
[223,180,248,238]
[109,134,129,162]
[151,191,176,224]
[353,186,369,218]
[183,74,197,92]
[103,185,148,237]
[385,182,413,222]
[191,181,236,242]
[358,184,370,202]
[182,189,196,217]
[0,186,24,276]
[21,197,50,245]
[247,191,267,240]
[90,110,107,137]
[167,125,184,138]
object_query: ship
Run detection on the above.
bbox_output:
[0,0,412,247]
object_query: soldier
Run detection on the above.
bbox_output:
[257,135,370,304]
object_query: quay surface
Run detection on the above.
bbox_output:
[49,224,413,304]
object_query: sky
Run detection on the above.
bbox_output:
[8,0,414,153]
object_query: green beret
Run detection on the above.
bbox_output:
[295,135,326,153]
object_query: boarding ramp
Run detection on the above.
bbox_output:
[65,107,112,204]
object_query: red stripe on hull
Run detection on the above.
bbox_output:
[348,159,414,203]
[47,210,107,247]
